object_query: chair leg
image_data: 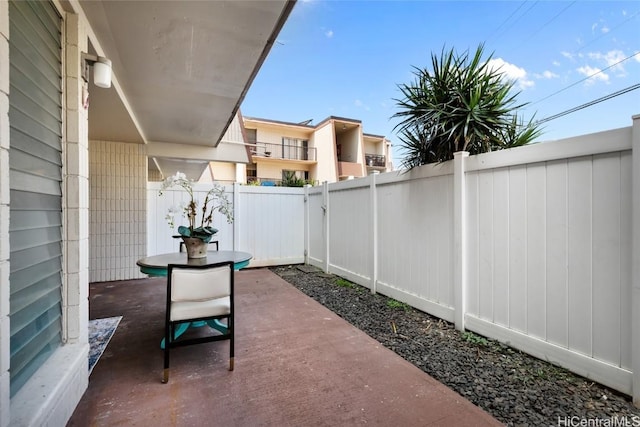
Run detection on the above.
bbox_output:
[163,325,171,383]
[229,319,234,371]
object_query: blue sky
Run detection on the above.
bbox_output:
[241,1,640,165]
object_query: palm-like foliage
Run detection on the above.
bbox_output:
[393,44,542,169]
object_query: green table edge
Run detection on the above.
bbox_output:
[139,259,250,277]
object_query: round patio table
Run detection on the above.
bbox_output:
[136,250,252,276]
[136,250,252,348]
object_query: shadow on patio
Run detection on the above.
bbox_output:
[68,268,500,426]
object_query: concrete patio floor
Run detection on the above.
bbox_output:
[68,268,501,426]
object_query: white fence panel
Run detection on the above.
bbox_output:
[378,173,455,314]
[465,136,635,396]
[236,186,305,267]
[147,183,305,266]
[327,180,372,286]
[147,182,235,255]
[305,119,639,400]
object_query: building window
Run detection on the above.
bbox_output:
[282,137,309,161]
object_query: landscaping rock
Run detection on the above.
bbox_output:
[271,265,640,427]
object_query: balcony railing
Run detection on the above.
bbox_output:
[365,153,386,168]
[251,142,317,161]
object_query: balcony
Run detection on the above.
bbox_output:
[365,153,386,168]
[337,161,363,178]
[251,142,317,162]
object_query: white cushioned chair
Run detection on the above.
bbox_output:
[163,261,234,383]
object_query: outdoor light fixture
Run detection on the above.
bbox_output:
[81,53,112,88]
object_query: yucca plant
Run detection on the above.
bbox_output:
[393,44,542,169]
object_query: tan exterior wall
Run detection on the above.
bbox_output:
[313,122,337,183]
[202,161,237,183]
[89,140,147,283]
[364,139,382,155]
[337,128,360,163]
[257,160,309,180]
[253,127,311,145]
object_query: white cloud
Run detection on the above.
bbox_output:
[325,29,334,38]
[552,60,561,67]
[576,65,609,85]
[601,26,610,34]
[535,70,559,79]
[561,51,574,61]
[487,58,534,90]
[588,49,627,75]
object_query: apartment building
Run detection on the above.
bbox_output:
[204,115,393,185]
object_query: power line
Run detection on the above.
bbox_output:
[530,50,640,106]
[491,1,540,42]
[485,1,527,42]
[575,9,640,54]
[526,1,576,40]
[535,83,640,124]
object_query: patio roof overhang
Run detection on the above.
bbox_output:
[72,0,295,180]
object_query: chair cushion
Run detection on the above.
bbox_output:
[171,265,230,302]
[170,296,230,322]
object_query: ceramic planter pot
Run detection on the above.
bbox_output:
[181,236,208,259]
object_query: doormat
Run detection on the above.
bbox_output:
[88,316,122,374]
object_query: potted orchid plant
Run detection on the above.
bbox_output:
[159,172,233,251]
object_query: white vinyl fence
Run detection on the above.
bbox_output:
[147,183,305,267]
[146,116,640,404]
[306,117,640,404]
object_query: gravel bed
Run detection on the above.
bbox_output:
[270,264,640,427]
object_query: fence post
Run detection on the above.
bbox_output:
[631,114,640,407]
[370,172,379,294]
[304,184,310,265]
[323,181,330,273]
[453,151,469,332]
[232,182,239,251]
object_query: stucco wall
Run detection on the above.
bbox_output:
[203,161,237,183]
[313,122,337,183]
[89,140,147,282]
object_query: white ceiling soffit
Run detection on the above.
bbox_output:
[80,0,295,149]
[153,158,209,182]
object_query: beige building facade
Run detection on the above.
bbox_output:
[205,115,393,185]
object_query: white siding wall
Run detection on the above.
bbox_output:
[0,3,10,422]
[89,141,147,282]
[221,113,244,144]
[4,9,90,427]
